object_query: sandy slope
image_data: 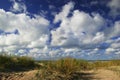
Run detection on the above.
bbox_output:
[93,69,120,80]
[0,69,120,80]
[0,70,37,80]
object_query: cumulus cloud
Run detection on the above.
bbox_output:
[10,0,27,13]
[54,2,74,23]
[0,1,120,59]
[28,46,51,59]
[105,37,120,55]
[0,9,50,54]
[110,38,120,49]
[51,2,105,48]
[107,0,120,17]
[92,32,105,44]
[106,48,115,54]
[51,1,120,58]
[0,34,19,46]
[112,21,120,37]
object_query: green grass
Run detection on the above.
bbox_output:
[0,55,37,71]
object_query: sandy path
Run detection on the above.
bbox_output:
[0,69,120,80]
[92,69,120,80]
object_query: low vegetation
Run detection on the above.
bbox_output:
[94,60,120,68]
[35,58,82,80]
[108,66,120,77]
[35,58,120,80]
[0,55,120,80]
[0,55,37,71]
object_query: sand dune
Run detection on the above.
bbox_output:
[0,68,120,80]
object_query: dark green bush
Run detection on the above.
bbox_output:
[0,55,36,71]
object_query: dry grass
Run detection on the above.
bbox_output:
[47,58,80,74]
[35,58,79,80]
[93,60,120,69]
[1,55,120,80]
[34,58,120,80]
[35,58,94,80]
[108,66,120,77]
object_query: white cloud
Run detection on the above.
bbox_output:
[27,35,49,48]
[49,49,61,57]
[86,48,99,56]
[28,46,51,59]
[105,48,120,55]
[10,0,27,13]
[106,48,115,53]
[112,21,120,37]
[111,43,120,49]
[107,0,120,17]
[0,9,50,54]
[90,1,98,5]
[51,2,120,59]
[0,34,19,46]
[104,37,120,55]
[115,51,120,55]
[104,21,120,39]
[51,3,105,48]
[108,37,120,49]
[49,5,56,10]
[29,48,40,53]
[54,2,74,23]
[0,1,120,59]
[18,49,26,53]
[92,32,105,44]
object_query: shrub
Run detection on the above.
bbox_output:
[0,55,36,71]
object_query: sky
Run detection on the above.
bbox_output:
[0,0,120,60]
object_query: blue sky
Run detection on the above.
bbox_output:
[0,0,120,60]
